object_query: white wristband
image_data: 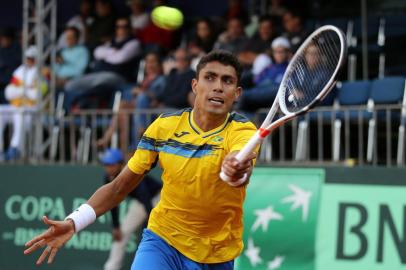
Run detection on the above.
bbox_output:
[224,173,248,187]
[65,204,96,233]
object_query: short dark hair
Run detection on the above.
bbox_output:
[196,50,242,85]
[116,16,131,28]
[259,14,274,25]
[65,26,80,40]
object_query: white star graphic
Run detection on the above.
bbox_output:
[244,238,262,267]
[281,184,312,221]
[251,205,283,232]
[268,255,285,270]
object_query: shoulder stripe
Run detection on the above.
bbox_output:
[137,136,158,152]
[230,112,251,123]
[137,136,222,158]
[160,108,192,118]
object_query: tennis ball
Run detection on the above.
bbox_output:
[151,6,184,31]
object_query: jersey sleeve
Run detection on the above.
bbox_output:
[228,121,258,153]
[127,117,161,175]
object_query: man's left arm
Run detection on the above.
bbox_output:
[103,40,141,65]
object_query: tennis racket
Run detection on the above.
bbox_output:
[220,25,347,182]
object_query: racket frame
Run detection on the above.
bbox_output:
[220,25,347,182]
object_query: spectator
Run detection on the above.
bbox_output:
[64,17,142,112]
[127,0,149,36]
[54,27,89,89]
[291,42,327,96]
[238,36,291,111]
[157,48,195,109]
[214,17,248,54]
[0,27,21,104]
[99,148,162,270]
[224,0,249,25]
[267,0,288,17]
[86,0,116,51]
[97,52,166,151]
[187,18,217,70]
[57,0,94,49]
[238,15,277,68]
[136,0,179,53]
[188,18,217,56]
[0,46,47,160]
[282,10,308,52]
[134,48,195,136]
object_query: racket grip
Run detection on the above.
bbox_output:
[220,131,263,183]
[220,171,232,182]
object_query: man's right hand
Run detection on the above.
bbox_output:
[23,216,75,265]
[112,228,122,241]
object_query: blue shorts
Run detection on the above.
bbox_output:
[131,229,234,270]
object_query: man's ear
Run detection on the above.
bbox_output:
[191,78,198,94]
[234,86,242,101]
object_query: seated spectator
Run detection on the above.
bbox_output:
[0,46,47,160]
[223,0,249,25]
[86,0,116,51]
[135,48,195,135]
[97,51,166,151]
[54,27,89,89]
[0,27,21,104]
[57,0,94,49]
[137,21,178,54]
[156,48,195,109]
[64,17,142,112]
[127,0,149,36]
[282,10,308,52]
[187,18,218,70]
[136,0,179,53]
[267,0,288,17]
[188,18,217,56]
[237,37,291,112]
[238,15,277,68]
[213,17,248,55]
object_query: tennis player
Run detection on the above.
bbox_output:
[24,50,258,269]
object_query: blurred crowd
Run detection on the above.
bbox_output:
[0,0,312,158]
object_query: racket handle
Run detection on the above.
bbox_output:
[220,131,263,183]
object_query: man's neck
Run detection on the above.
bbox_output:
[192,108,228,132]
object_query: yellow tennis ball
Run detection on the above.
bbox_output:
[151,6,184,31]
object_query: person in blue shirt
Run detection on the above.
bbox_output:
[237,36,292,112]
[54,26,89,89]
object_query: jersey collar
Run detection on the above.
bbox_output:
[189,110,231,138]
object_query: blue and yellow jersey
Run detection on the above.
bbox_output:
[128,108,257,263]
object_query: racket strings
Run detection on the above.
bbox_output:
[281,30,342,113]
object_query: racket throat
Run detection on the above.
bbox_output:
[259,128,270,138]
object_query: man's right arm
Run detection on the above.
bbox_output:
[23,166,144,265]
[87,166,144,218]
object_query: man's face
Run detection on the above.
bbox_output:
[115,19,130,39]
[305,44,319,69]
[65,29,78,48]
[227,19,243,39]
[272,46,290,64]
[197,21,210,39]
[174,50,190,72]
[258,20,274,41]
[192,61,241,115]
[26,58,35,67]
[283,13,301,33]
[145,53,161,74]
